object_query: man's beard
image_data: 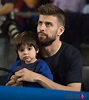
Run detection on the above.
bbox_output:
[38,36,55,46]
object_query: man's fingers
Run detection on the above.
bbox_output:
[15,69,23,74]
[16,77,24,83]
[15,71,24,78]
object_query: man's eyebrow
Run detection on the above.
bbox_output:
[38,20,42,22]
[45,21,52,23]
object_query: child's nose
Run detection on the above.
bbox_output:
[23,49,28,54]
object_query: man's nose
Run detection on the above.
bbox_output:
[40,23,46,31]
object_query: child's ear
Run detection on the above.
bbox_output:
[36,49,39,53]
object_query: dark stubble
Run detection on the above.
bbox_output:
[38,32,56,46]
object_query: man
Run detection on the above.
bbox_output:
[6,4,82,91]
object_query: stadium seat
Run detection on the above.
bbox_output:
[82,66,89,91]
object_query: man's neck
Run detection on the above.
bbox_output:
[40,40,62,58]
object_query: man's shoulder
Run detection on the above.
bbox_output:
[62,42,80,53]
[60,42,81,60]
[59,42,82,67]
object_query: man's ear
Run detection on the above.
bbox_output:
[58,26,65,36]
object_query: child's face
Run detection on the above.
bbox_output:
[18,44,38,64]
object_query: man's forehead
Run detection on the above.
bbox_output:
[39,15,58,21]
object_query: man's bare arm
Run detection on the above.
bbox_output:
[0,3,14,16]
[36,74,81,91]
[14,68,81,91]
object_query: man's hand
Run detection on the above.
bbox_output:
[15,68,38,83]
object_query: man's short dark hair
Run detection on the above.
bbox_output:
[37,4,66,26]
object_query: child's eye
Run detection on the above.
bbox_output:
[19,48,24,52]
[28,48,31,50]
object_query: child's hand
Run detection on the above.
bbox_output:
[6,75,23,86]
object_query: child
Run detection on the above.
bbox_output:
[6,31,53,88]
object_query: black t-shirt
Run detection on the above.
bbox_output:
[38,42,82,86]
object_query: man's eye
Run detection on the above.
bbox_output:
[46,23,52,27]
[38,21,42,26]
[47,23,50,26]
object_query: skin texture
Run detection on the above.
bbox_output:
[0,3,14,16]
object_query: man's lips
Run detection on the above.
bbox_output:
[38,33,46,37]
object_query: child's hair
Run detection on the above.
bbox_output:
[15,31,39,52]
